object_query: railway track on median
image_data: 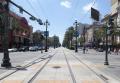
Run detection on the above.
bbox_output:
[0,49,56,81]
[66,49,119,83]
[63,50,77,83]
[26,50,57,83]
[63,50,109,83]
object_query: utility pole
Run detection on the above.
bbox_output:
[1,0,11,68]
[75,20,78,52]
[83,26,86,54]
[44,19,49,52]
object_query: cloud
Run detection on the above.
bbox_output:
[83,2,98,12]
[60,0,72,8]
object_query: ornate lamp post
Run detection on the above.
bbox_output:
[74,20,78,52]
[44,19,50,52]
[83,26,86,54]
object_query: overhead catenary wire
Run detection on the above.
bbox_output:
[26,0,41,18]
[36,0,48,19]
[80,0,96,22]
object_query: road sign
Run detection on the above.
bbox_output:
[74,31,79,37]
[91,7,100,21]
[44,31,49,36]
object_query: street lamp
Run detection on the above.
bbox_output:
[44,19,50,52]
[1,0,11,68]
[74,20,78,52]
[83,26,86,54]
[104,25,109,65]
[104,16,114,65]
[54,35,55,49]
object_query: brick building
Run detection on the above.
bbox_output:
[0,0,32,49]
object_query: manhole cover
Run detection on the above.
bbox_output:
[52,66,61,69]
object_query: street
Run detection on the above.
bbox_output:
[0,47,119,83]
[0,48,54,75]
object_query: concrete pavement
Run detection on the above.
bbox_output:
[0,47,119,83]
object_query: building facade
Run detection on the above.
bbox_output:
[0,0,32,49]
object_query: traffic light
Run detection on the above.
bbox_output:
[108,16,114,28]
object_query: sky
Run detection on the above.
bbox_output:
[10,0,111,44]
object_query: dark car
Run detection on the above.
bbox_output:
[18,46,29,52]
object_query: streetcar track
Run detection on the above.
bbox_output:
[67,49,109,83]
[0,49,54,80]
[27,51,57,83]
[63,50,77,83]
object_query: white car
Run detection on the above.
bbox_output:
[8,48,17,52]
[29,46,38,51]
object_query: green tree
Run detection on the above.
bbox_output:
[62,26,75,49]
[33,31,44,45]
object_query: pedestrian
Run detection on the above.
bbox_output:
[108,48,111,54]
[115,48,118,55]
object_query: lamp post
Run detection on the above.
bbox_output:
[74,20,78,52]
[54,35,55,49]
[1,0,11,68]
[104,25,109,65]
[83,26,86,54]
[44,19,49,52]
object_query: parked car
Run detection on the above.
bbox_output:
[18,46,29,52]
[38,46,43,50]
[29,46,38,51]
[98,48,104,52]
[8,48,17,52]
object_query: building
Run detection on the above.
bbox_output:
[0,0,32,49]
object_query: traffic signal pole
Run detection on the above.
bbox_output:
[104,16,114,65]
[1,0,11,68]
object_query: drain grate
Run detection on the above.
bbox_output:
[52,66,61,69]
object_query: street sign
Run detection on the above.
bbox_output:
[74,31,79,37]
[91,7,100,21]
[44,31,49,37]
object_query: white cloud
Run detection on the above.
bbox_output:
[60,0,72,8]
[83,2,98,12]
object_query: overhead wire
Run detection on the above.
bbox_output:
[79,0,96,22]
[36,0,48,19]
[26,0,41,18]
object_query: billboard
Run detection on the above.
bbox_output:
[91,7,100,21]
